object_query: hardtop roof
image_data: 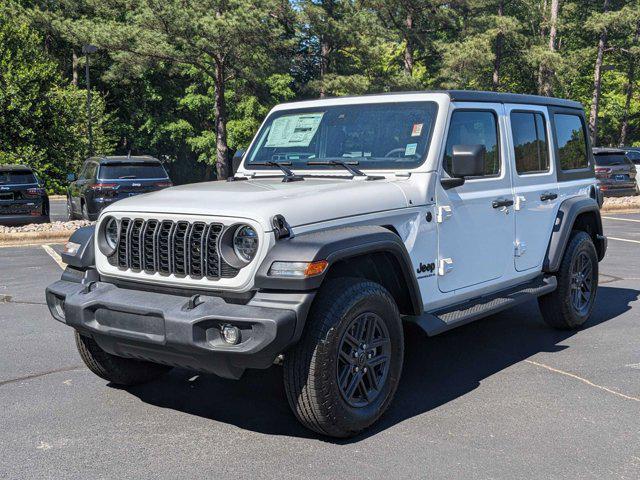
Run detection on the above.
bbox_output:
[276,90,584,110]
[89,155,161,165]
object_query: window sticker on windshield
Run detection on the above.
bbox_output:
[405,143,418,156]
[411,123,423,137]
[265,113,324,148]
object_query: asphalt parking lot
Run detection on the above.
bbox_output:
[1,215,639,479]
[49,198,67,222]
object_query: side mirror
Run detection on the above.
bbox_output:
[231,149,245,176]
[67,173,77,182]
[441,144,486,190]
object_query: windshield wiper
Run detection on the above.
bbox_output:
[250,161,303,182]
[307,160,383,180]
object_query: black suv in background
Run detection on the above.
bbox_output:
[0,165,49,225]
[67,156,172,220]
[593,148,638,197]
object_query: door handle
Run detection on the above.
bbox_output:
[540,192,558,201]
[492,198,514,209]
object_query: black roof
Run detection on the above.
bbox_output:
[329,90,584,110]
[445,90,583,109]
[88,155,161,165]
[593,147,626,155]
[0,164,33,172]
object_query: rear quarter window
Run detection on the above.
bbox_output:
[553,114,589,171]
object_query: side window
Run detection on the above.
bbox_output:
[553,114,589,170]
[511,111,549,174]
[443,110,500,177]
[87,163,98,179]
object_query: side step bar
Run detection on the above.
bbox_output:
[407,275,557,336]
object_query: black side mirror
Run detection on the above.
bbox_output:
[231,149,245,176]
[67,173,77,182]
[441,144,486,190]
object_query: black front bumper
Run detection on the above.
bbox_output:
[46,278,313,379]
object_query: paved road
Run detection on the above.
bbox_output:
[49,198,67,222]
[1,216,639,479]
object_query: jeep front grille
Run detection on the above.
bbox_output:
[109,218,239,279]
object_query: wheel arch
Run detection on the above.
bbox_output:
[254,225,423,317]
[543,196,606,272]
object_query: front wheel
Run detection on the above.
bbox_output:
[538,231,599,330]
[283,278,404,438]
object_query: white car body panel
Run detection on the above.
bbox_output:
[93,92,598,308]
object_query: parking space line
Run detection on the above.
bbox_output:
[525,359,640,403]
[41,244,65,270]
[608,236,640,244]
[602,216,640,223]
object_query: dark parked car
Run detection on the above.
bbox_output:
[67,156,172,220]
[593,147,638,197]
[0,164,49,225]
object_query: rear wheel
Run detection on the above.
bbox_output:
[75,332,171,386]
[283,278,404,438]
[538,231,598,330]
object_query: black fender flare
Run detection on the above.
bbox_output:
[254,225,422,314]
[543,196,605,272]
[62,225,96,269]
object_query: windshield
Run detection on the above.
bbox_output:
[99,162,168,179]
[594,154,629,166]
[0,171,37,185]
[245,102,438,170]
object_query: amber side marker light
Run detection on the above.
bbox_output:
[268,260,329,278]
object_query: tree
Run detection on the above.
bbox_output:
[588,0,611,145]
[0,2,114,192]
[45,0,294,179]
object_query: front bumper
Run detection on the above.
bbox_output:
[46,278,312,379]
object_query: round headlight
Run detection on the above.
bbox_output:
[97,216,119,256]
[233,225,259,264]
[105,217,119,250]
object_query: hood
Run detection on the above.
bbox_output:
[102,176,409,230]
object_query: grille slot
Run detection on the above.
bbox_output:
[113,218,238,279]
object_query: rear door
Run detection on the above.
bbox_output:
[506,105,559,271]
[435,103,515,293]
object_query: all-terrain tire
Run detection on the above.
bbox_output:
[538,231,598,330]
[283,278,404,438]
[75,331,171,385]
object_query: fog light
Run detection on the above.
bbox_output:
[221,324,241,345]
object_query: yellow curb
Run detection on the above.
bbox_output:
[0,231,71,247]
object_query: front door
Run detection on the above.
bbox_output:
[506,105,559,271]
[436,104,515,293]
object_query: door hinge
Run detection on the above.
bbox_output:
[438,258,454,276]
[514,195,526,211]
[436,205,453,223]
[514,240,527,257]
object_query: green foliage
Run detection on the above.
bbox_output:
[0,2,115,192]
[2,0,639,187]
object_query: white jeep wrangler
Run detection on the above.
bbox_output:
[47,91,607,438]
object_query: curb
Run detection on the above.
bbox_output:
[0,231,71,247]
